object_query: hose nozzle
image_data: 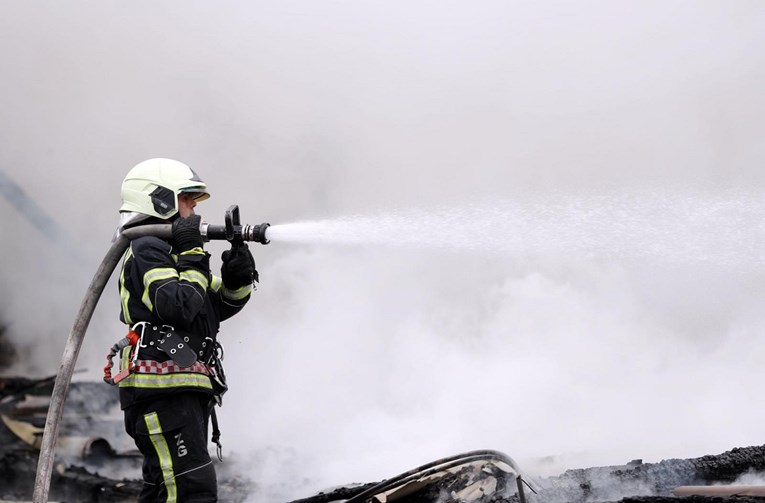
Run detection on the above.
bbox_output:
[239,222,271,244]
[201,205,271,244]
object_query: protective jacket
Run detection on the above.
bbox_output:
[116,235,252,409]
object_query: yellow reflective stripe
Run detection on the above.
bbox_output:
[119,346,133,371]
[118,373,213,390]
[120,248,134,325]
[179,269,209,290]
[210,275,222,292]
[179,247,204,256]
[143,268,180,289]
[141,268,179,310]
[222,284,253,301]
[144,412,177,503]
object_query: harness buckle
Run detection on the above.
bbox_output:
[131,321,149,362]
[103,326,143,386]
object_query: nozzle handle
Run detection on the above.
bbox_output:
[225,205,241,242]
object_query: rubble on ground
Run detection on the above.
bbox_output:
[2,372,765,502]
[286,446,765,503]
[1,319,764,503]
[0,374,252,502]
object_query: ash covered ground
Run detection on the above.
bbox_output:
[285,446,765,503]
[3,324,765,503]
[2,328,765,503]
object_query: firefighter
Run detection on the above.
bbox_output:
[114,158,257,502]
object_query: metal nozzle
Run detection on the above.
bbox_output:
[241,222,270,244]
[201,222,271,244]
[200,204,270,244]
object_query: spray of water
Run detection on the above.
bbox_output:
[264,189,765,271]
[219,188,765,502]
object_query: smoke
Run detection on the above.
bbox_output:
[1,0,765,501]
[731,471,765,486]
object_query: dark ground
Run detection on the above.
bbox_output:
[286,446,765,503]
[1,323,764,502]
[2,375,765,502]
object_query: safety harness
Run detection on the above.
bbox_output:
[103,321,227,460]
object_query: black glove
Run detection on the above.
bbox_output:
[172,214,204,252]
[221,243,258,289]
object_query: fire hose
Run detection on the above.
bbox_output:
[343,449,538,503]
[287,449,539,503]
[32,206,269,503]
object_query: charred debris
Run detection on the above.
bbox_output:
[0,323,251,502]
[2,324,765,502]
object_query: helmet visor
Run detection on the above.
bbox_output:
[179,188,210,202]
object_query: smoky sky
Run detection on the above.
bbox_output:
[2,1,765,501]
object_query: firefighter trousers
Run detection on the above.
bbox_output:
[125,391,217,502]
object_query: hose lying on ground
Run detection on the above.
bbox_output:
[289,449,538,503]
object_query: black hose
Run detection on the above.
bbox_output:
[32,224,170,503]
[343,449,535,503]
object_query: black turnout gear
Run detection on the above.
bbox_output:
[117,235,252,409]
[125,392,218,502]
[115,230,254,503]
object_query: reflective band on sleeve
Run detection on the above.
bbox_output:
[222,284,253,301]
[120,248,134,325]
[141,268,179,310]
[118,373,214,390]
[179,269,209,290]
[210,275,222,292]
[144,412,178,502]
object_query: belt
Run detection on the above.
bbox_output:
[131,358,212,375]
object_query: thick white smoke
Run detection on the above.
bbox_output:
[1,1,765,501]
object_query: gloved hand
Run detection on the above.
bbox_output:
[172,214,204,252]
[221,243,258,288]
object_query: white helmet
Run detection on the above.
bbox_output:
[119,158,210,223]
